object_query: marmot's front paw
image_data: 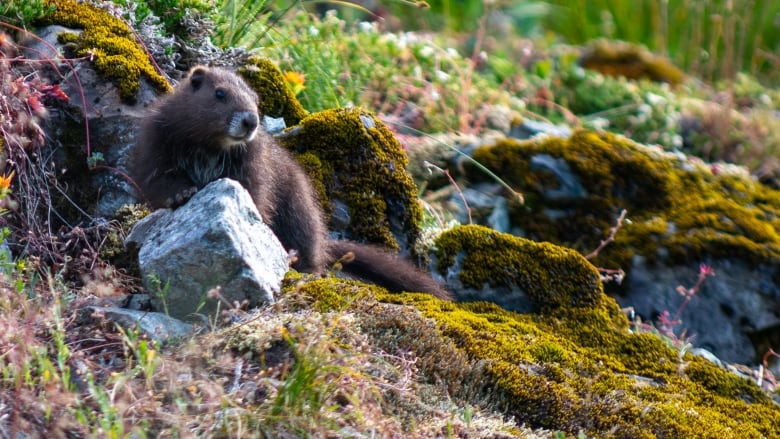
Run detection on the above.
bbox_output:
[164,186,198,208]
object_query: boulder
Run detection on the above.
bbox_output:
[448,129,780,364]
[126,179,289,320]
[78,306,194,345]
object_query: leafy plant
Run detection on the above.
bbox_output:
[0,0,54,27]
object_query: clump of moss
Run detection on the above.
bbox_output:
[468,129,780,270]
[238,58,422,251]
[239,57,309,127]
[380,293,776,436]
[278,107,423,252]
[39,0,171,101]
[434,224,604,312]
[99,203,150,275]
[580,39,686,85]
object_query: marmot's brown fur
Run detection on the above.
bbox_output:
[131,66,450,300]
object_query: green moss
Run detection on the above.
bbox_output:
[99,204,149,276]
[277,107,423,252]
[40,0,171,101]
[238,58,423,252]
[274,266,780,437]
[380,290,778,436]
[433,224,604,312]
[469,129,780,270]
[580,39,686,85]
[684,356,768,402]
[239,57,309,127]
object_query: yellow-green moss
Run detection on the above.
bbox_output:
[239,57,309,127]
[275,272,780,437]
[381,291,776,437]
[469,129,780,270]
[238,58,423,251]
[277,107,423,252]
[434,224,604,312]
[40,0,170,101]
[99,203,149,276]
[580,39,686,85]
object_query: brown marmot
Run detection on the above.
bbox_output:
[131,65,450,300]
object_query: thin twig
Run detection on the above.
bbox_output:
[423,161,472,225]
[585,209,627,260]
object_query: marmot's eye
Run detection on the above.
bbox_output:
[215,89,227,100]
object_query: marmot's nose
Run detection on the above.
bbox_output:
[242,112,259,134]
[230,111,260,139]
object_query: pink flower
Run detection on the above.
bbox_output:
[699,263,715,277]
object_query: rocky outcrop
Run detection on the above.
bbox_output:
[126,179,289,320]
[417,128,780,365]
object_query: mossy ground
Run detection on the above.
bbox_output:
[289,247,779,437]
[580,39,686,85]
[468,129,780,271]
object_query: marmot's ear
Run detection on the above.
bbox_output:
[189,66,208,91]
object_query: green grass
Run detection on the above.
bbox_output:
[542,0,780,82]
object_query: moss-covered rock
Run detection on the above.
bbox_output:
[580,39,686,85]
[277,107,423,252]
[239,57,309,127]
[280,272,780,437]
[462,129,780,364]
[433,224,606,314]
[238,58,423,253]
[39,0,171,102]
[468,129,780,271]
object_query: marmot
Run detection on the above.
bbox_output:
[131,66,450,300]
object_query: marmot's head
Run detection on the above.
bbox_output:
[164,66,261,150]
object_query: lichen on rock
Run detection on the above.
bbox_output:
[39,0,171,101]
[239,57,309,127]
[277,106,423,253]
[469,129,780,270]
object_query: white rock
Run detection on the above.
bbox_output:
[127,179,289,320]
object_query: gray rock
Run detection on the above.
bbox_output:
[126,179,289,320]
[615,257,780,364]
[125,293,152,311]
[263,115,286,134]
[509,119,572,140]
[78,306,194,345]
[24,25,160,217]
[529,154,588,200]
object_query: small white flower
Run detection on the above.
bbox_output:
[413,65,422,80]
[759,93,772,106]
[435,70,450,82]
[397,33,409,49]
[309,26,320,37]
[419,45,435,58]
[359,21,374,33]
[509,97,526,110]
[446,47,459,58]
[645,92,666,106]
[590,117,610,130]
[672,134,683,148]
[430,90,440,101]
[638,104,652,116]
